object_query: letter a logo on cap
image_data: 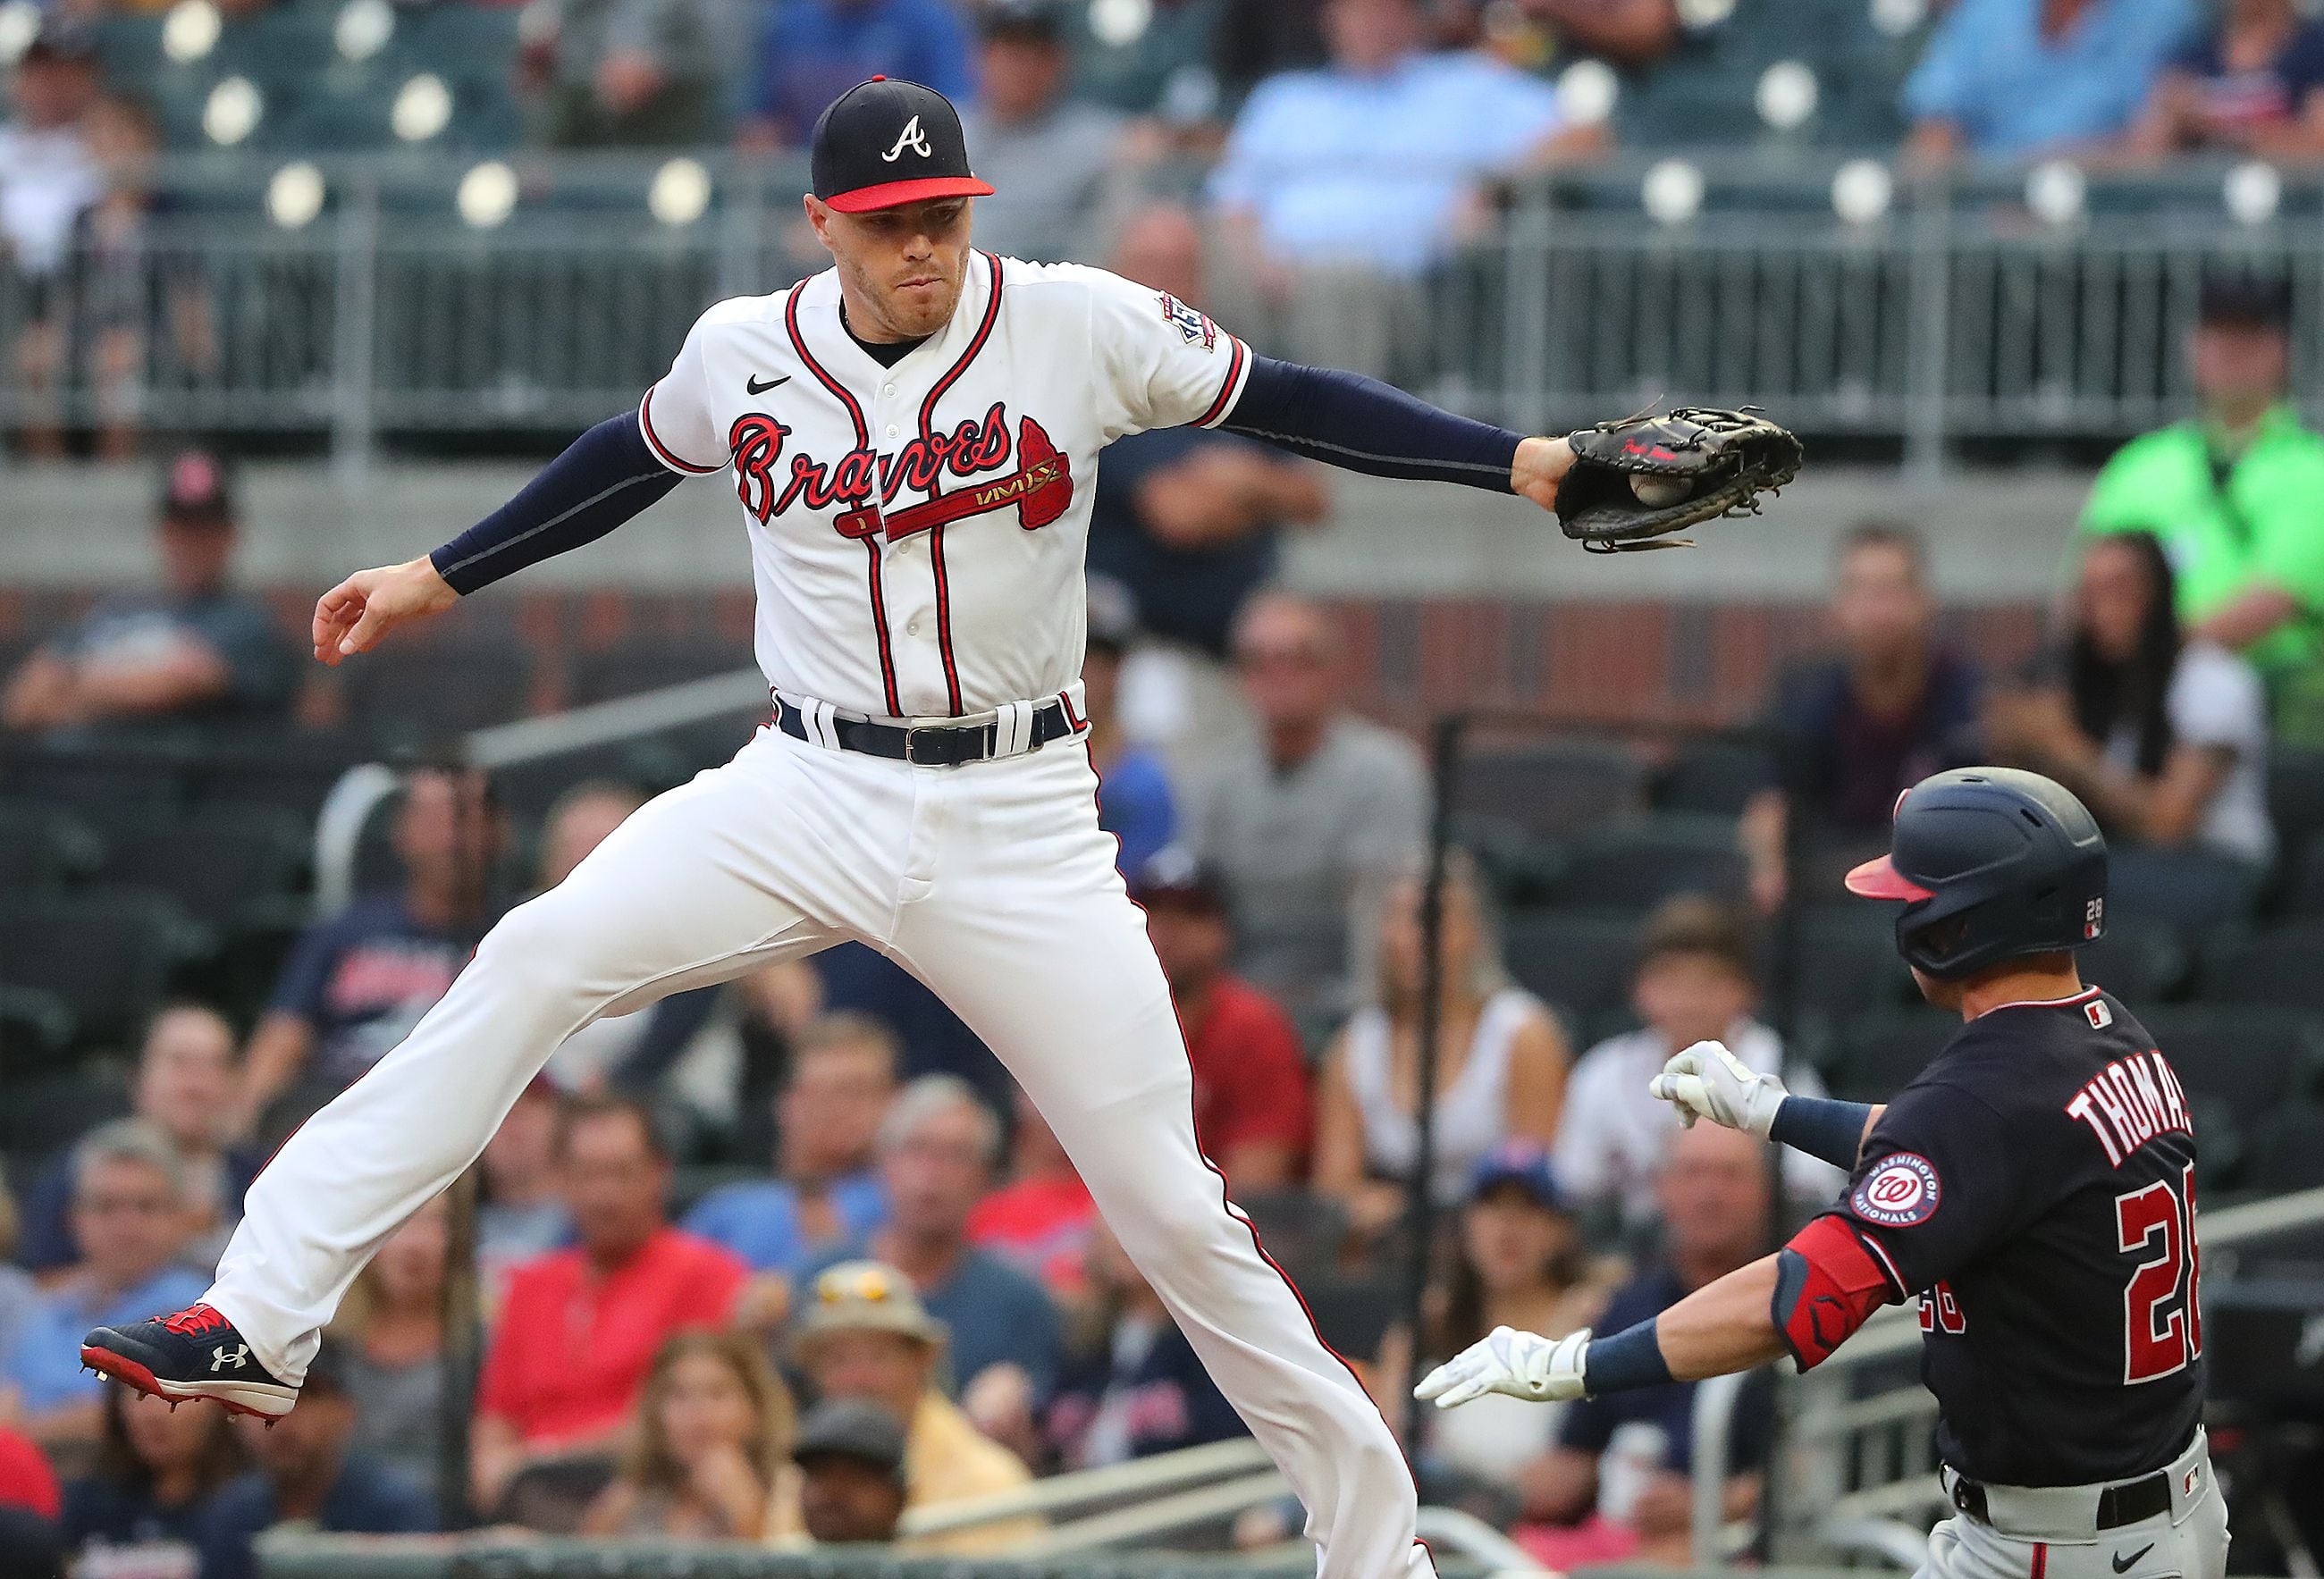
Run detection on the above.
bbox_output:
[882,115,933,163]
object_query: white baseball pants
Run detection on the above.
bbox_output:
[1919,1436,2228,1579]
[205,722,1432,1578]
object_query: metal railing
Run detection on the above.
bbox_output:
[1768,1184,2324,1569]
[12,152,2324,470]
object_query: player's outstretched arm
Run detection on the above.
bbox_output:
[313,409,687,666]
[1651,1041,1881,1170]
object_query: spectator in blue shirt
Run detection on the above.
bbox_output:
[1904,0,2197,164]
[197,1340,434,1579]
[2,451,293,736]
[797,1077,1064,1409]
[4,1123,210,1457]
[1084,576,1180,877]
[1208,0,1571,282]
[684,1012,897,1278]
[233,765,505,1136]
[739,0,977,152]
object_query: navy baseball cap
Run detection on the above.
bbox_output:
[1468,1142,1568,1210]
[810,78,995,214]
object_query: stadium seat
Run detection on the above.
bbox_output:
[1779,901,1916,1025]
[2276,837,2324,918]
[0,986,76,1074]
[565,638,754,708]
[1538,813,1747,909]
[0,1061,131,1167]
[339,635,536,747]
[0,891,198,1053]
[2201,922,2324,1013]
[2246,1105,2324,1194]
[1501,908,1643,1030]
[0,801,105,891]
[2268,752,2324,871]
[1234,1188,1351,1286]
[97,807,309,929]
[1647,739,1772,818]
[2143,1006,2324,1161]
[1823,1009,1958,1104]
[1450,741,1646,841]
[2079,913,2191,1004]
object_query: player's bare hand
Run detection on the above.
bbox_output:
[1415,1325,1589,1408]
[1649,1040,1788,1138]
[1510,435,1575,512]
[311,557,459,666]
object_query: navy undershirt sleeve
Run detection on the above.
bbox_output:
[1772,1095,1879,1171]
[1221,356,1523,491]
[428,411,686,595]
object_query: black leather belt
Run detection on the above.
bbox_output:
[774,695,1078,767]
[1950,1471,2172,1532]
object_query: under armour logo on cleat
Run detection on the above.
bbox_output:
[211,1344,249,1372]
[881,115,932,162]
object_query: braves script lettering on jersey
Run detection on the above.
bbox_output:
[189,255,1433,1579]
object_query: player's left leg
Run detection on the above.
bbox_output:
[889,743,1431,1579]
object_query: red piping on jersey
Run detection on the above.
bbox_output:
[1194,335,1249,430]
[640,385,722,475]
[787,281,902,716]
[913,252,1005,717]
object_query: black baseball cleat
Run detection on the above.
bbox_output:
[81,1303,299,1419]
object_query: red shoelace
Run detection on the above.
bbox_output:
[160,1303,229,1337]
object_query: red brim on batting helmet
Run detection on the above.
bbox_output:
[1844,854,1936,902]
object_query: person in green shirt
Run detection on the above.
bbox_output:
[2080,268,2324,745]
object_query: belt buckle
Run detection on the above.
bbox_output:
[904,726,944,766]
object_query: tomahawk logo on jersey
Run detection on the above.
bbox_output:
[1796,987,2204,1488]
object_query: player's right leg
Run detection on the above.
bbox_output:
[81,728,903,1412]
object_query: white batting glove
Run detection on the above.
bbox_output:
[1414,1325,1590,1409]
[1648,1039,1788,1139]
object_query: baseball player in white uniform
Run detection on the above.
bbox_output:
[85,79,1585,1576]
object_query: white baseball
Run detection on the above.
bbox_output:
[1631,475,1690,508]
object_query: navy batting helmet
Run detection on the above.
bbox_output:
[1845,767,2107,980]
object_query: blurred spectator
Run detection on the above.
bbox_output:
[723,958,829,1163]
[55,93,214,461]
[0,1192,33,1369]
[1740,523,1982,911]
[1903,0,2197,164]
[1208,0,1580,375]
[1084,578,1178,874]
[21,1004,258,1276]
[813,945,1007,1107]
[781,1261,1040,1552]
[1503,0,1678,67]
[684,1012,898,1278]
[966,1089,1096,1298]
[235,765,504,1134]
[2126,0,2324,158]
[2,21,102,460]
[802,1077,1064,1407]
[333,1195,458,1495]
[788,1398,908,1546]
[958,0,1131,263]
[739,0,976,152]
[1316,855,1568,1239]
[1213,0,1326,102]
[1520,1122,1775,1568]
[517,0,730,147]
[1554,897,1842,1239]
[1130,851,1311,1188]
[1192,592,1428,1030]
[1380,1145,1615,1508]
[471,1095,748,1512]
[4,1123,207,1456]
[62,1382,244,1578]
[4,452,295,736]
[0,1424,61,1566]
[477,1077,572,1298]
[1987,533,2273,926]
[1087,207,1331,659]
[1044,1222,1243,1468]
[535,782,722,1096]
[198,1340,433,1579]
[2082,269,2324,746]
[580,1331,796,1539]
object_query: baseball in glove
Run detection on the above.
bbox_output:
[1554,407,1803,553]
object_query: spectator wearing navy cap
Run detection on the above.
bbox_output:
[4,450,295,736]
[1085,577,1179,877]
[1133,849,1311,1188]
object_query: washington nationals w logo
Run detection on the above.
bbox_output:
[882,116,932,162]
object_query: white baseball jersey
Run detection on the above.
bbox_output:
[636,254,1254,720]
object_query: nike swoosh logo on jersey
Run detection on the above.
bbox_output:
[2113,1544,2155,1572]
[746,374,789,395]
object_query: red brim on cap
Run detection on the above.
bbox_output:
[823,175,995,214]
[1844,854,1935,902]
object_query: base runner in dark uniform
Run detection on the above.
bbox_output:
[1417,767,2229,1579]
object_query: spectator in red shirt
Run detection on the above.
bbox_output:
[1132,851,1312,1188]
[470,1095,746,1513]
[966,1089,1097,1298]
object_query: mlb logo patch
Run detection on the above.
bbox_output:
[1158,292,1218,351]
[1852,1152,1942,1227]
[2086,999,2112,1029]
